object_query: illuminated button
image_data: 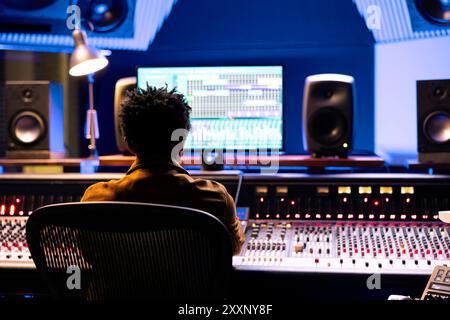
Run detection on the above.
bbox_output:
[380,187,393,194]
[338,186,351,194]
[256,186,268,195]
[401,186,414,194]
[317,186,329,194]
[276,186,288,194]
[358,186,372,194]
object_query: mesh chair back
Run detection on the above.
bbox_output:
[26,202,232,300]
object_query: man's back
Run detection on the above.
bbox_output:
[81,160,244,254]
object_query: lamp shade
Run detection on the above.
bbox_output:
[69,29,108,76]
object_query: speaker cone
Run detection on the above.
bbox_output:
[416,0,450,25]
[11,111,45,145]
[309,107,347,146]
[424,111,450,143]
[81,0,129,32]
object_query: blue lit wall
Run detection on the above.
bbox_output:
[375,37,450,165]
[94,0,374,156]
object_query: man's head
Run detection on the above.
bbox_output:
[119,85,191,157]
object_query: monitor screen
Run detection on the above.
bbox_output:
[137,66,283,151]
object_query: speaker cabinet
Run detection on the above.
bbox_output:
[5,81,64,159]
[417,79,450,163]
[114,77,136,154]
[303,74,354,158]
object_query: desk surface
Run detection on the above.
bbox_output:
[0,155,385,168]
[99,154,385,168]
[0,158,84,167]
[408,161,450,170]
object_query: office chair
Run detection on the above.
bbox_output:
[26,202,232,300]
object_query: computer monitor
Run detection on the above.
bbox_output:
[137,66,283,151]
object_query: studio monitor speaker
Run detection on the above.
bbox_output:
[114,76,136,154]
[417,79,450,163]
[4,81,64,159]
[303,74,354,158]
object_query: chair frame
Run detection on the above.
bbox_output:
[26,201,232,300]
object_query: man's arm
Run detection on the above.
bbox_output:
[223,191,245,255]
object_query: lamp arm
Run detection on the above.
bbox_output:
[85,73,99,157]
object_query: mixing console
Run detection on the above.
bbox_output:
[0,217,31,268]
[0,173,239,269]
[1,173,450,277]
[233,221,450,274]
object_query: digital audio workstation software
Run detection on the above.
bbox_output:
[137,66,283,150]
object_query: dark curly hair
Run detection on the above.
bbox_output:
[119,85,191,156]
